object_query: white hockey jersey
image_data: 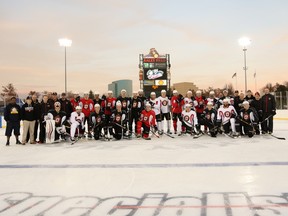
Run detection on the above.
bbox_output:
[149,98,161,115]
[158,96,171,113]
[181,110,198,127]
[184,97,196,108]
[217,105,237,123]
[70,111,85,126]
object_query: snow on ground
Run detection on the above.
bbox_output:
[0,120,287,216]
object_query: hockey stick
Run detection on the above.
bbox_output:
[269,134,286,140]
[162,132,175,138]
[259,114,274,124]
[236,117,256,133]
[114,122,138,137]
[150,126,160,138]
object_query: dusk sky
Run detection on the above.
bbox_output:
[1,0,288,97]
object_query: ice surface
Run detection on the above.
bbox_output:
[0,120,287,216]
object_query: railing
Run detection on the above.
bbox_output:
[274,91,288,110]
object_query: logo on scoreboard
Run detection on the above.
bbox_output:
[146,69,164,80]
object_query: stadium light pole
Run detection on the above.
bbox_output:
[238,37,251,93]
[58,38,72,95]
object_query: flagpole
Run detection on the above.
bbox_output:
[254,70,257,92]
[236,72,238,90]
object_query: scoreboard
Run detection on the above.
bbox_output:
[139,49,171,97]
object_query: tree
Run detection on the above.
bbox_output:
[1,83,18,103]
[262,83,275,93]
[89,90,94,99]
[28,91,41,97]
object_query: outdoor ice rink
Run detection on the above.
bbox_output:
[0,119,287,216]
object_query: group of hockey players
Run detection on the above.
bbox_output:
[4,87,276,145]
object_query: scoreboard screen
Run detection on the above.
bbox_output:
[144,68,167,80]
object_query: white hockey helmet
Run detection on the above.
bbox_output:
[187,90,192,94]
[145,102,151,107]
[207,101,213,106]
[150,92,156,96]
[196,90,202,95]
[121,89,127,93]
[209,91,215,95]
[138,89,143,93]
[107,90,113,94]
[223,98,230,104]
[185,103,192,108]
[161,89,166,93]
[76,106,82,110]
[243,101,249,105]
[94,104,100,108]
[173,90,178,94]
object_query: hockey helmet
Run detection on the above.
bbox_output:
[173,90,178,94]
[76,106,82,110]
[94,104,100,108]
[223,98,230,104]
[207,101,213,106]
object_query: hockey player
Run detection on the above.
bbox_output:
[70,106,85,142]
[220,90,234,106]
[184,90,195,109]
[158,90,171,134]
[47,102,67,141]
[261,88,276,134]
[101,90,116,137]
[202,101,217,137]
[238,101,256,138]
[217,99,238,137]
[89,104,105,140]
[59,93,73,118]
[136,103,157,140]
[149,92,162,134]
[111,101,127,140]
[194,90,207,132]
[39,95,52,143]
[116,89,131,111]
[138,89,147,110]
[171,90,184,134]
[129,91,142,135]
[79,93,94,138]
[93,91,103,107]
[180,103,199,135]
[116,89,131,132]
[70,92,81,111]
[245,90,255,104]
[250,92,262,135]
[207,91,218,107]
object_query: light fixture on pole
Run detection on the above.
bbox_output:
[238,37,251,93]
[58,38,72,94]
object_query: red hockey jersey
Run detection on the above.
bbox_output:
[70,98,80,111]
[139,109,156,127]
[101,97,116,115]
[79,98,94,117]
[171,96,184,113]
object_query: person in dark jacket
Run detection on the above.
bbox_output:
[59,93,73,118]
[30,94,41,142]
[250,92,262,135]
[4,97,22,146]
[39,94,52,143]
[261,88,276,134]
[21,96,36,144]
